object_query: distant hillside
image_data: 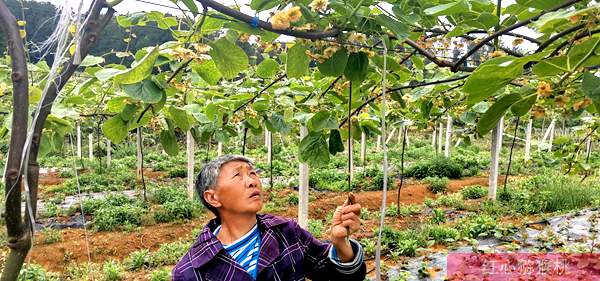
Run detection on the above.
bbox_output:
[0,0,172,64]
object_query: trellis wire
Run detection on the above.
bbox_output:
[67,133,93,266]
[375,40,388,281]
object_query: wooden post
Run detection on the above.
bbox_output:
[217,142,223,156]
[437,121,443,154]
[88,133,93,160]
[298,126,309,229]
[524,118,532,161]
[444,115,452,158]
[187,131,195,199]
[106,139,111,167]
[489,117,504,200]
[360,132,366,166]
[136,128,142,181]
[76,122,82,158]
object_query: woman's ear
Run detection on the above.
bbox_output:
[204,189,222,209]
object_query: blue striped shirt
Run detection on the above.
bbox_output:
[213,224,261,280]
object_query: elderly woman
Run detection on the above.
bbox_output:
[173,154,365,281]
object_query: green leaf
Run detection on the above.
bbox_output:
[511,93,537,116]
[167,106,192,131]
[299,132,330,167]
[179,0,198,13]
[121,79,164,103]
[317,48,348,77]
[308,111,339,131]
[328,129,344,155]
[256,58,279,79]
[374,14,408,41]
[223,22,279,42]
[516,0,562,10]
[424,0,469,16]
[372,55,402,72]
[250,0,278,11]
[102,115,129,143]
[464,55,540,105]
[532,57,569,77]
[80,55,105,67]
[191,60,222,85]
[95,68,122,82]
[477,93,522,135]
[264,114,290,134]
[208,37,249,79]
[344,52,369,83]
[286,43,310,79]
[159,129,178,156]
[114,46,159,85]
[581,72,600,102]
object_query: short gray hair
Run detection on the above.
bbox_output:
[196,154,254,216]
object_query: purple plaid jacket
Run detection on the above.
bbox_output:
[172,214,366,281]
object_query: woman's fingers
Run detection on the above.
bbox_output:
[341,204,362,215]
[341,219,360,233]
[341,212,358,221]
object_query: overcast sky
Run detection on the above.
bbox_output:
[53,0,535,50]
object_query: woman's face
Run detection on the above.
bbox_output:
[209,160,263,215]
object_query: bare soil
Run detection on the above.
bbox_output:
[26,176,490,275]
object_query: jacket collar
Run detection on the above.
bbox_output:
[189,213,288,269]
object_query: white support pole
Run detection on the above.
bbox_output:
[186,131,195,199]
[385,127,397,144]
[298,126,309,229]
[586,137,592,160]
[525,118,533,161]
[540,118,556,149]
[548,120,555,152]
[437,121,444,154]
[431,127,437,148]
[360,132,366,166]
[454,138,462,147]
[217,142,223,156]
[376,136,381,151]
[76,122,82,158]
[489,117,504,200]
[397,125,402,144]
[405,127,410,148]
[106,139,111,167]
[444,115,452,158]
[88,133,93,161]
[136,128,142,181]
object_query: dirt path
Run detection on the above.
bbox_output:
[26,176,489,273]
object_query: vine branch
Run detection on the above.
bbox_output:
[195,0,340,39]
[339,75,469,127]
[452,0,584,71]
[232,74,286,115]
